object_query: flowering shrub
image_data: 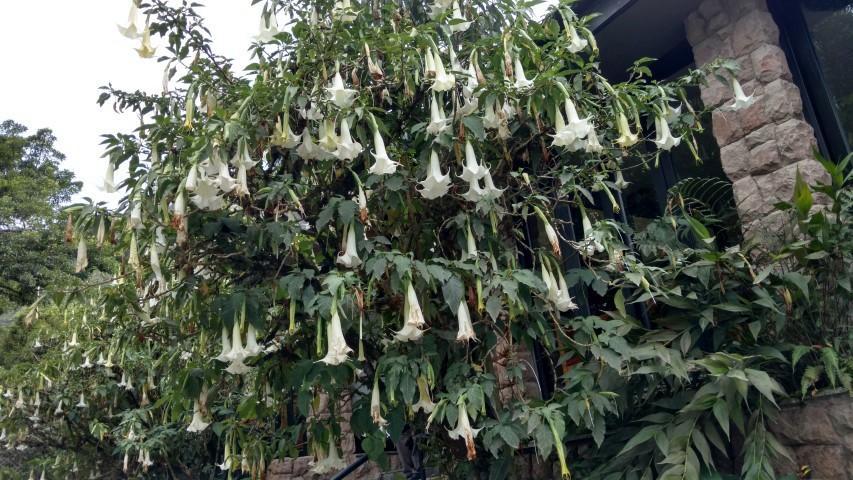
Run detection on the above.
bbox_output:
[0,0,815,479]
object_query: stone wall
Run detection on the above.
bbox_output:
[684,0,828,234]
[768,390,853,479]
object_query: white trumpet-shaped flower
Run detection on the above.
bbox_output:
[75,238,88,273]
[566,24,588,53]
[296,129,323,160]
[225,357,253,375]
[54,399,63,416]
[216,160,237,193]
[412,376,436,413]
[448,0,472,32]
[333,118,363,160]
[513,57,533,90]
[254,13,280,43]
[482,169,505,199]
[99,162,117,193]
[68,331,79,348]
[319,310,353,365]
[653,116,681,151]
[76,393,87,409]
[482,100,501,130]
[447,399,481,460]
[544,221,561,259]
[459,141,486,182]
[462,176,485,203]
[185,164,198,191]
[729,78,755,111]
[117,0,140,39]
[371,374,388,427]
[465,223,478,260]
[215,326,231,362]
[187,401,210,433]
[368,129,398,175]
[431,49,455,92]
[271,115,300,148]
[217,443,232,471]
[615,112,639,147]
[613,169,630,190]
[394,283,426,342]
[428,0,453,18]
[551,98,591,147]
[314,437,347,473]
[80,357,93,369]
[586,125,604,153]
[426,93,450,136]
[318,118,340,154]
[456,300,477,342]
[244,323,263,357]
[96,353,106,366]
[418,151,451,199]
[336,224,362,268]
[135,25,156,59]
[225,321,248,363]
[665,103,682,124]
[554,267,578,312]
[326,71,358,108]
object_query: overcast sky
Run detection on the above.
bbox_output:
[0,1,260,204]
[1,1,554,205]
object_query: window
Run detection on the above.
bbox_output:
[770,0,853,159]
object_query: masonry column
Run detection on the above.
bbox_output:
[684,0,828,234]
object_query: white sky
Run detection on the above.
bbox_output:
[0,1,260,204]
[0,1,555,205]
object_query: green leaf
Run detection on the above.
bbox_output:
[442,275,464,311]
[462,116,486,140]
[783,271,811,302]
[489,454,511,480]
[793,169,813,219]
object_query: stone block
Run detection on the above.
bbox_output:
[826,395,853,436]
[795,445,849,480]
[694,34,724,66]
[734,54,755,84]
[732,10,779,56]
[775,119,816,166]
[685,12,707,47]
[749,140,783,175]
[732,176,769,223]
[720,138,750,181]
[769,403,842,445]
[751,43,791,84]
[754,159,829,206]
[712,109,743,146]
[764,79,804,123]
[734,84,767,135]
[697,0,724,21]
[707,11,731,35]
[744,124,775,150]
[701,75,734,109]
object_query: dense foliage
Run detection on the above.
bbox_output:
[0,1,850,479]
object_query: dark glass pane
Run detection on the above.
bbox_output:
[801,0,853,147]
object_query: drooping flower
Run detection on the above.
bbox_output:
[729,78,755,111]
[75,238,88,273]
[481,169,505,199]
[447,399,481,460]
[117,0,140,39]
[336,224,362,268]
[135,24,156,59]
[456,300,477,342]
[321,437,347,472]
[296,129,323,160]
[448,0,472,32]
[217,442,233,471]
[271,115,300,148]
[76,393,87,409]
[418,151,451,199]
[665,103,682,124]
[326,71,358,109]
[80,357,93,369]
[99,162,117,193]
[130,196,144,229]
[54,400,63,416]
[186,401,210,433]
[96,216,106,248]
[566,24,588,53]
[615,111,639,148]
[428,0,453,18]
[370,373,388,427]
[554,266,578,312]
[225,321,248,363]
[462,176,485,203]
[318,118,340,154]
[482,99,501,130]
[613,169,630,190]
[551,98,591,147]
[653,116,681,151]
[333,118,363,160]
[368,129,398,175]
[459,141,486,182]
[431,48,456,92]
[426,93,450,136]
[412,376,436,413]
[96,353,106,366]
[215,159,237,193]
[585,125,604,153]
[216,324,231,363]
[319,310,353,365]
[393,283,426,342]
[244,323,263,357]
[225,357,253,375]
[513,56,533,90]
[254,12,280,43]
